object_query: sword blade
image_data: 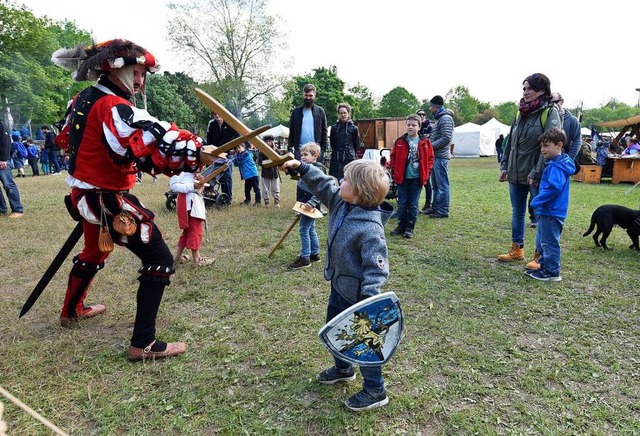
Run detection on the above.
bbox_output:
[194,88,293,168]
[268,215,300,258]
[19,221,84,318]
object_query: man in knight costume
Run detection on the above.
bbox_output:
[52,39,215,361]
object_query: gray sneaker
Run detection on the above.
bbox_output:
[345,389,389,411]
[316,366,356,384]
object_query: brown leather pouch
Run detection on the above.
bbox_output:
[112,212,137,236]
[98,226,114,253]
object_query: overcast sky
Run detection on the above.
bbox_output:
[20,0,640,109]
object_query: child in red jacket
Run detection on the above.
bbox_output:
[389,114,434,238]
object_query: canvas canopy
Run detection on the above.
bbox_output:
[594,114,640,129]
[482,117,511,138]
[452,122,496,157]
[260,124,289,138]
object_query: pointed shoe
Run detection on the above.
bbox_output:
[128,340,187,361]
[60,304,106,327]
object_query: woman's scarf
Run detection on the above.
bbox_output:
[518,97,544,117]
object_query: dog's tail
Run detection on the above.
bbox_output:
[583,217,596,237]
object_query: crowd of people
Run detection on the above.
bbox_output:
[5,35,621,413]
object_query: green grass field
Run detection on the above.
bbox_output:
[1,158,639,435]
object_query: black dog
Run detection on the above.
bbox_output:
[583,205,640,250]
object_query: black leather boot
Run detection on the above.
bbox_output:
[403,221,415,238]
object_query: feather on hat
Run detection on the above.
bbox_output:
[52,39,160,81]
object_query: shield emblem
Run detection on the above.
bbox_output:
[318,292,404,367]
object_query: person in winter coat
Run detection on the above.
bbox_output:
[278,157,393,412]
[0,121,24,217]
[26,139,40,176]
[525,128,575,281]
[426,95,454,218]
[233,143,261,205]
[329,103,361,180]
[498,73,562,265]
[389,114,434,238]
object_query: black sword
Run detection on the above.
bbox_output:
[19,221,83,318]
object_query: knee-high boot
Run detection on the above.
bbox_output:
[60,256,105,326]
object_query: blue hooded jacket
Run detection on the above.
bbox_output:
[530,153,575,219]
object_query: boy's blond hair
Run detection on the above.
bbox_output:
[343,160,389,208]
[301,142,321,157]
[406,114,422,126]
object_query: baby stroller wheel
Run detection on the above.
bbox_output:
[216,193,231,208]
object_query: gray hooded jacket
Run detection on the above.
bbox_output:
[298,163,394,304]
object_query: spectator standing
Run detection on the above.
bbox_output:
[288,84,328,162]
[496,134,505,163]
[42,125,61,174]
[10,134,27,178]
[0,121,24,217]
[498,73,561,263]
[258,134,282,207]
[416,109,434,214]
[329,103,360,181]
[206,112,238,202]
[525,128,574,281]
[389,114,434,238]
[26,139,40,176]
[234,143,262,205]
[426,95,454,218]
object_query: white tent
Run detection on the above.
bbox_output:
[581,127,591,136]
[452,122,496,157]
[261,124,289,138]
[482,118,511,139]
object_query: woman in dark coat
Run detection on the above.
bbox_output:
[329,103,361,180]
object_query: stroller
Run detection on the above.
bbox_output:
[164,164,231,211]
[379,148,397,200]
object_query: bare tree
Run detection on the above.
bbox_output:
[167,0,285,118]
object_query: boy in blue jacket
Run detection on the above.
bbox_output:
[526,128,575,282]
[280,157,394,411]
[233,143,261,205]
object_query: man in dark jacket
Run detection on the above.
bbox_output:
[42,125,61,174]
[329,102,360,180]
[0,121,24,217]
[288,83,328,162]
[206,112,239,201]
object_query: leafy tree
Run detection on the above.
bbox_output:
[445,85,489,125]
[145,73,195,132]
[494,102,518,125]
[167,0,285,119]
[581,99,637,128]
[0,0,89,128]
[378,86,419,117]
[474,109,499,125]
[345,84,377,119]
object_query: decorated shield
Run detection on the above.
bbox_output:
[318,292,404,367]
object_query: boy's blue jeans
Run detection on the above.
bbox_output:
[326,287,385,395]
[299,215,319,258]
[509,182,538,246]
[396,177,422,225]
[535,215,564,275]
